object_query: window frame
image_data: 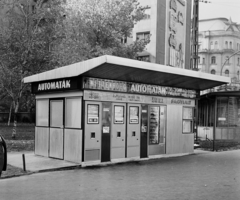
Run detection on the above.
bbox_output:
[211,56,216,64]
[211,69,216,74]
[182,107,194,134]
[87,104,100,124]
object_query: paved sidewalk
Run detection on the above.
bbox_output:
[7,150,209,173]
[7,152,80,172]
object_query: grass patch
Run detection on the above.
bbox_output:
[0,123,35,141]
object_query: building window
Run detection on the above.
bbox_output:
[238,71,240,80]
[225,70,229,77]
[226,56,230,65]
[198,43,201,50]
[202,58,205,64]
[121,36,127,44]
[211,69,216,74]
[183,107,194,133]
[143,7,151,19]
[137,55,150,62]
[230,42,232,49]
[225,41,228,49]
[211,56,216,64]
[210,41,213,49]
[198,56,200,64]
[238,58,240,65]
[214,41,218,49]
[136,32,150,41]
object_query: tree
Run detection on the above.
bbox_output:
[52,0,149,66]
[0,0,65,138]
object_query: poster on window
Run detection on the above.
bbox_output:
[183,120,192,133]
[183,107,193,119]
[88,105,99,123]
[130,107,139,124]
[149,106,159,144]
[114,106,124,123]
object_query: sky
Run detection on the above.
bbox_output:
[199,0,240,23]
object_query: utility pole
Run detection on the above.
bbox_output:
[191,0,211,71]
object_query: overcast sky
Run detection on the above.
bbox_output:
[198,0,240,23]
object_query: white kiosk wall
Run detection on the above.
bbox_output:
[35,92,83,164]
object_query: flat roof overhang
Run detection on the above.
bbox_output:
[201,91,240,98]
[23,55,230,91]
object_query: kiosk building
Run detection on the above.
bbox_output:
[24,55,229,165]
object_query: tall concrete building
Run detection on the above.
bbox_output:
[132,0,192,69]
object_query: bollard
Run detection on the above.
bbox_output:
[22,154,26,171]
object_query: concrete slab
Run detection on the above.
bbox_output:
[7,152,80,172]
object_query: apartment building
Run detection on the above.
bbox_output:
[132,0,192,69]
[198,18,240,78]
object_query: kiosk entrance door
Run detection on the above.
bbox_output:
[111,103,126,160]
[84,102,102,162]
[49,99,64,159]
[127,104,141,158]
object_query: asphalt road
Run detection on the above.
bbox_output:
[1,150,240,200]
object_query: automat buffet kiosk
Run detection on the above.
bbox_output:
[24,55,230,165]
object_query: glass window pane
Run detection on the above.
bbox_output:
[217,97,228,127]
[114,106,124,124]
[87,104,99,124]
[65,97,82,128]
[183,120,192,133]
[50,100,63,127]
[183,107,193,119]
[36,99,49,126]
[129,106,139,124]
[149,106,159,144]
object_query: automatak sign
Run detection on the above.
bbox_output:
[32,77,80,93]
[83,77,196,99]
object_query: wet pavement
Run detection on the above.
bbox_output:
[1,150,240,200]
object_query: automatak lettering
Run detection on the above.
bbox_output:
[38,80,71,91]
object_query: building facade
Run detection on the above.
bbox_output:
[198,18,240,78]
[197,18,240,142]
[130,0,192,69]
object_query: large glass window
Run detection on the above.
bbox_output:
[36,99,49,126]
[217,97,240,127]
[149,106,160,144]
[65,97,82,128]
[183,107,194,133]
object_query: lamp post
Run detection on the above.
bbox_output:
[220,50,240,76]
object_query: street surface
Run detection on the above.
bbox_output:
[1,150,240,200]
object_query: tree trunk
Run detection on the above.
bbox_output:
[8,102,12,126]
[12,101,20,139]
